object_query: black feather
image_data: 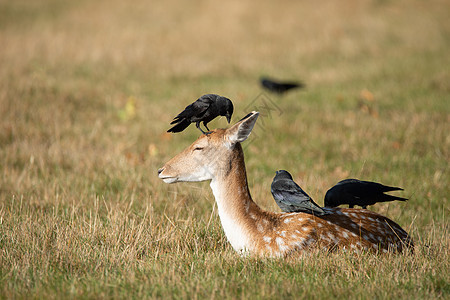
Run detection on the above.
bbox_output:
[260,77,304,94]
[167,94,234,134]
[324,179,408,209]
[271,170,327,215]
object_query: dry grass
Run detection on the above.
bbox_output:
[0,0,449,298]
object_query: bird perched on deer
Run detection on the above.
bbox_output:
[260,77,304,94]
[167,94,234,134]
[271,170,328,215]
[324,179,408,209]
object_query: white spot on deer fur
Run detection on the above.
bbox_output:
[350,223,358,229]
[262,219,269,225]
[342,231,349,238]
[295,230,301,234]
[263,236,272,243]
[350,213,358,218]
[302,227,309,232]
[291,234,298,239]
[257,223,264,232]
[276,237,289,252]
[327,232,335,240]
[362,234,369,241]
[360,215,366,220]
[276,237,285,245]
[351,232,357,237]
[317,223,323,228]
[304,238,314,247]
[368,217,375,222]
[327,221,333,225]
[291,241,304,249]
[280,231,286,237]
[284,218,292,224]
[336,210,344,215]
[250,213,257,220]
[343,211,349,216]
[351,244,356,249]
[372,244,378,249]
[369,233,375,240]
[298,217,304,222]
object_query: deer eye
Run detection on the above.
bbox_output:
[193,146,204,151]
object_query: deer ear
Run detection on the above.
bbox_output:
[227,111,259,144]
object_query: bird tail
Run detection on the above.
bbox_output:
[167,119,190,133]
[307,201,328,216]
[311,207,328,216]
[170,116,182,125]
[381,185,404,193]
[379,194,408,203]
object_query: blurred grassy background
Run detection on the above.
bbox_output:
[0,0,449,298]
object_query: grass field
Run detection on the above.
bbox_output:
[1,0,449,298]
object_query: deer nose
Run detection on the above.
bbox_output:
[158,167,164,175]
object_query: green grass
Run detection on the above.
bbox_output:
[0,0,449,298]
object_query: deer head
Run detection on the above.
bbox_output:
[158,112,259,183]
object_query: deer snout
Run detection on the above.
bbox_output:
[158,166,178,183]
[158,167,164,175]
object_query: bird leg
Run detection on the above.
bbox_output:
[203,122,210,132]
[195,122,206,134]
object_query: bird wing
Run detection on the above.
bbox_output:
[325,181,362,207]
[271,180,326,215]
[167,119,191,133]
[360,180,403,193]
[271,179,310,201]
[261,78,303,93]
[170,97,213,124]
[333,180,405,207]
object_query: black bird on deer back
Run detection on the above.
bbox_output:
[324,179,408,209]
[260,77,304,94]
[167,94,234,134]
[271,170,328,215]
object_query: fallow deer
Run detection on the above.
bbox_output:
[158,112,413,257]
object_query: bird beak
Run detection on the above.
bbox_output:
[226,114,231,123]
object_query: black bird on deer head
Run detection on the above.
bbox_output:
[167,94,234,134]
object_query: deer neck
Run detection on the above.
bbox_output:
[209,143,263,254]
